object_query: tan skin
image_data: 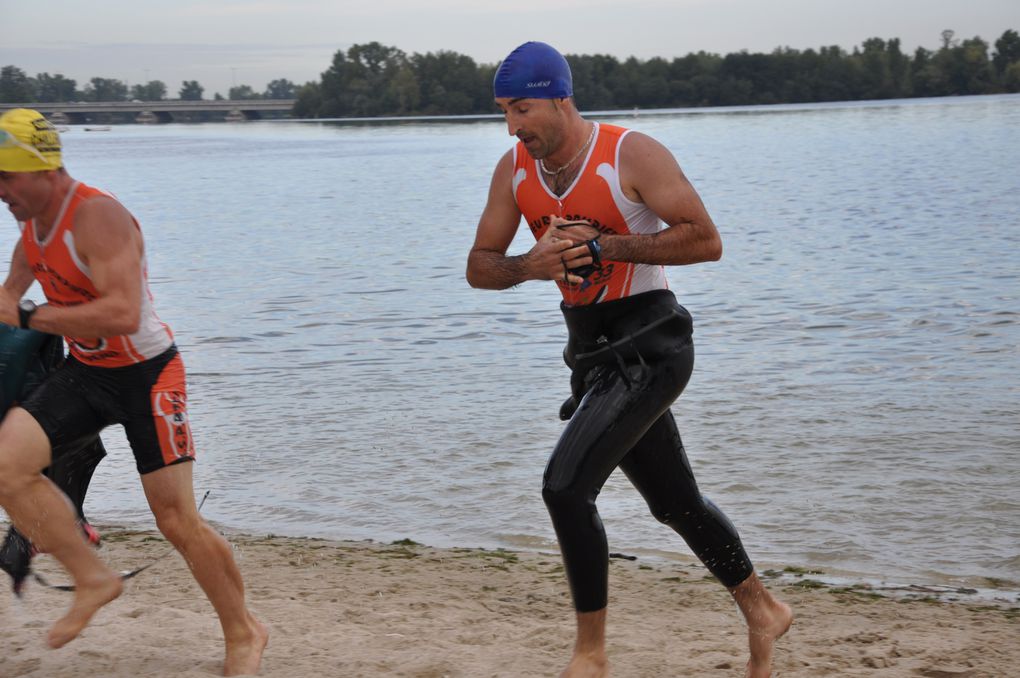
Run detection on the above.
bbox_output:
[467,98,792,678]
[0,168,268,676]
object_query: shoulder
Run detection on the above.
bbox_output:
[74,188,127,215]
[497,146,515,169]
[72,193,140,251]
[618,130,677,167]
[617,131,684,200]
[74,192,134,228]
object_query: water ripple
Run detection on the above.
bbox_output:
[8,94,1014,593]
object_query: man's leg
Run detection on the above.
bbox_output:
[563,608,609,678]
[544,362,686,678]
[0,407,122,647]
[619,411,792,678]
[2,440,106,595]
[140,461,267,677]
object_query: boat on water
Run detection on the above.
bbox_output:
[83,126,112,132]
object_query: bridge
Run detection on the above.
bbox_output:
[0,99,297,124]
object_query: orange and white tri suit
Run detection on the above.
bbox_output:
[511,122,668,306]
[18,181,195,474]
[20,181,174,366]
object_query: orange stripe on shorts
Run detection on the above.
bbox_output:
[150,353,196,466]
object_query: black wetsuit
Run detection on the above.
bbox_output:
[544,289,754,612]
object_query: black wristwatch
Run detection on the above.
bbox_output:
[18,299,39,329]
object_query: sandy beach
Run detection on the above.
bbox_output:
[1,528,1017,677]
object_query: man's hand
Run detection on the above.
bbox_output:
[550,216,601,244]
[528,225,593,285]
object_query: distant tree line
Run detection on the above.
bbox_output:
[0,70,298,103]
[294,29,1020,117]
[2,29,1018,116]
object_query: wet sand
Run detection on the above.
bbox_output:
[2,529,1017,677]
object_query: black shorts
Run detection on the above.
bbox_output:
[20,345,196,475]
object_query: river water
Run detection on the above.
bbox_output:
[2,94,1018,596]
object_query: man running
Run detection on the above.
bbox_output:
[0,109,267,675]
[467,43,792,678]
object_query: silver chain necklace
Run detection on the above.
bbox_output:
[540,123,596,176]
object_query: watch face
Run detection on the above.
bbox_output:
[19,300,36,312]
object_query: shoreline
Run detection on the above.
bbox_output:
[48,509,1020,607]
[2,527,1018,677]
[98,517,1020,607]
[10,515,1020,606]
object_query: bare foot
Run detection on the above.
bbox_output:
[744,600,793,678]
[223,614,269,676]
[560,651,609,678]
[47,572,123,648]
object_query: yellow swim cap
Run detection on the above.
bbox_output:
[0,108,63,172]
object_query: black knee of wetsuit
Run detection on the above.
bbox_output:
[618,410,753,588]
[543,290,753,612]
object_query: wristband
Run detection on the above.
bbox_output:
[585,237,602,267]
[18,299,39,330]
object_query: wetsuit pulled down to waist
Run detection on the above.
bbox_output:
[560,289,693,416]
[544,289,754,612]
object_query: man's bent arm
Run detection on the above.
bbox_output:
[467,248,534,290]
[467,151,591,288]
[3,241,35,298]
[2,197,143,336]
[467,151,530,289]
[600,218,721,266]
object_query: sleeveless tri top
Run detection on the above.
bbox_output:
[20,181,174,367]
[511,122,668,306]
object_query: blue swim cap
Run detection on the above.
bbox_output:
[493,41,573,99]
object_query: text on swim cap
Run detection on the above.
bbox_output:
[526,81,552,88]
[30,117,60,154]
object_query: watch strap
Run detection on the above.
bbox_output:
[18,302,37,330]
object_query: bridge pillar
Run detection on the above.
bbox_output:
[49,111,88,125]
[135,110,175,124]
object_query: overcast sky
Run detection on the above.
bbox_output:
[3,0,1017,97]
